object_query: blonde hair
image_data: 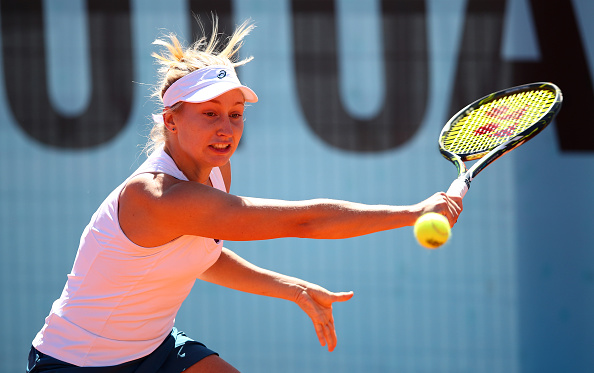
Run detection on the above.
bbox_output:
[145,17,255,155]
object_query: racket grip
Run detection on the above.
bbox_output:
[447,177,469,199]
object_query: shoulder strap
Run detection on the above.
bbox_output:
[209,167,226,192]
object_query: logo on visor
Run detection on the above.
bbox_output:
[217,70,227,79]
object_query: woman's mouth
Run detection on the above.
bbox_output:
[210,143,231,153]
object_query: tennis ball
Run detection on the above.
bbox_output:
[414,212,451,249]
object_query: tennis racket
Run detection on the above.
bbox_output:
[441,82,563,198]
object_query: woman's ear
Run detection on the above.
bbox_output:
[163,110,177,133]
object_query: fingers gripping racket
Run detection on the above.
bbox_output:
[441,82,563,198]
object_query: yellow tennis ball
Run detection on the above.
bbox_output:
[414,212,451,249]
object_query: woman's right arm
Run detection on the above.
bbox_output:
[118,173,462,247]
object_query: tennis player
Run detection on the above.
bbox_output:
[27,19,462,372]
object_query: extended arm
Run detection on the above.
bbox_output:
[119,172,462,247]
[198,248,354,351]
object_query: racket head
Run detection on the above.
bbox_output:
[439,82,562,170]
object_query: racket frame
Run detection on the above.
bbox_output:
[439,82,563,197]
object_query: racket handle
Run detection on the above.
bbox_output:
[447,177,469,199]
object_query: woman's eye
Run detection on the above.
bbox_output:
[230,113,242,119]
[204,112,217,117]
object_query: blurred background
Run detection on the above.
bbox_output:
[1,0,593,371]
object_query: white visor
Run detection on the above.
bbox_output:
[152,65,258,123]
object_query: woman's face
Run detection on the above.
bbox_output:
[167,89,245,172]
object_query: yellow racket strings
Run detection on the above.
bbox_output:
[442,89,556,156]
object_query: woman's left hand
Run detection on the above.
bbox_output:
[294,284,354,352]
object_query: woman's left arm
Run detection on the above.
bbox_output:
[198,248,354,351]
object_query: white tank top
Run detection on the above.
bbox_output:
[32,148,225,367]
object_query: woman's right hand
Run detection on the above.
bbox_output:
[415,192,463,227]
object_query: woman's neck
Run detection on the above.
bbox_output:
[163,145,212,184]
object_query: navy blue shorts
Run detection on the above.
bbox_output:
[26,328,218,372]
